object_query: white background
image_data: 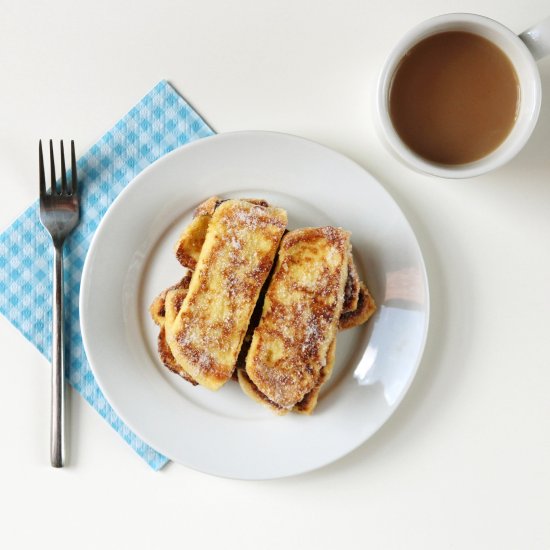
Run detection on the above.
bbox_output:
[1,1,549,549]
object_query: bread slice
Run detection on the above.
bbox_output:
[245,227,350,409]
[239,278,377,414]
[165,200,287,390]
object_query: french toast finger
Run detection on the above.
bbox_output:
[245,227,350,409]
[166,200,287,390]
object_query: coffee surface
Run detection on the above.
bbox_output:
[389,31,519,165]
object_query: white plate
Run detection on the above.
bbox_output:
[80,131,429,479]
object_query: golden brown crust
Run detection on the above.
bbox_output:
[174,216,210,270]
[166,200,288,390]
[151,275,198,385]
[174,197,220,269]
[237,369,289,415]
[158,327,198,385]
[293,338,336,414]
[245,227,350,408]
[193,196,221,218]
[238,338,336,415]
[149,291,167,326]
[149,273,193,326]
[339,282,377,330]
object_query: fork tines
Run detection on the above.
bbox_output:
[39,140,78,196]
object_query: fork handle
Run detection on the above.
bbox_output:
[51,244,65,468]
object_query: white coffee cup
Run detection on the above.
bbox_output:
[376,13,550,178]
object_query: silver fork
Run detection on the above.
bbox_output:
[39,140,80,468]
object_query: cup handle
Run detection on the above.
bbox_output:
[519,16,550,60]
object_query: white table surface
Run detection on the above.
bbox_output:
[1,1,549,549]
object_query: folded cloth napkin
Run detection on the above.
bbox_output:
[0,80,214,469]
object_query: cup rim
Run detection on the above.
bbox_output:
[376,13,542,179]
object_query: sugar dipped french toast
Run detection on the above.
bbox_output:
[150,196,376,413]
[165,199,287,390]
[244,227,351,411]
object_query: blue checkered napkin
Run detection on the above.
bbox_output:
[0,81,214,469]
